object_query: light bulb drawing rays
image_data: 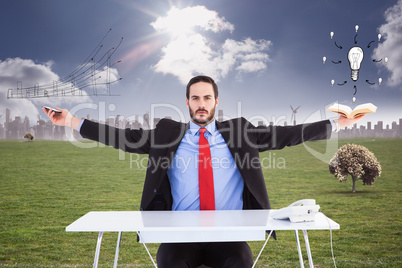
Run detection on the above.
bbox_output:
[324,25,388,104]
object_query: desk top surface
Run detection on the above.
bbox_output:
[66,210,340,232]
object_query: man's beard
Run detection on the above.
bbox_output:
[189,106,216,125]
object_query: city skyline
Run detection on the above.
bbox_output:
[2,106,401,141]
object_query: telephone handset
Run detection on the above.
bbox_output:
[288,199,316,207]
[271,199,320,223]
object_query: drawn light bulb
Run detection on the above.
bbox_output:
[331,79,335,87]
[330,32,334,39]
[384,57,388,64]
[323,56,327,64]
[347,46,364,81]
[379,78,382,85]
[378,34,382,42]
[355,25,359,33]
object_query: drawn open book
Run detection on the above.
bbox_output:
[327,103,377,119]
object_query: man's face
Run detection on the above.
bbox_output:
[186,82,219,127]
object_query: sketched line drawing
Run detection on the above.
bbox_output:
[7,29,123,99]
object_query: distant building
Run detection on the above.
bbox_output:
[218,110,224,122]
[399,119,402,136]
[132,115,142,129]
[154,118,161,129]
[143,112,150,129]
[0,124,5,139]
[105,117,115,127]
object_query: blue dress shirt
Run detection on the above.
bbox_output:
[167,120,244,211]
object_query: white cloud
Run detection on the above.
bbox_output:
[236,61,267,73]
[373,0,402,87]
[151,6,271,84]
[222,38,271,55]
[0,58,94,124]
[222,38,271,73]
[0,58,59,87]
[150,6,234,35]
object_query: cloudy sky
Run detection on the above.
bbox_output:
[1,0,401,127]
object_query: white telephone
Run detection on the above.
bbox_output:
[270,199,320,223]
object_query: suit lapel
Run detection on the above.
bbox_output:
[216,119,239,156]
[167,121,189,160]
[215,120,229,142]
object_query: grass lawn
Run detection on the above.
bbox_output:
[0,137,401,267]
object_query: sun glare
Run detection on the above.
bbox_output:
[151,7,195,36]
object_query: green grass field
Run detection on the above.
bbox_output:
[1,138,401,267]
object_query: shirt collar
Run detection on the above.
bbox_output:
[188,119,216,136]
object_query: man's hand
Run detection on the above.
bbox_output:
[336,114,366,130]
[42,107,82,131]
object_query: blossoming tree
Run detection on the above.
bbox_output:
[329,144,381,193]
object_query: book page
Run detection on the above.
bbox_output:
[327,104,353,117]
[327,103,377,119]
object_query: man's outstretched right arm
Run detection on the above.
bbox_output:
[42,107,151,154]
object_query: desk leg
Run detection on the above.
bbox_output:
[294,230,304,268]
[137,231,158,268]
[252,230,273,268]
[113,231,122,268]
[93,231,104,268]
[302,230,313,268]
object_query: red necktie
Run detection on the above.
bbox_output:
[198,128,215,210]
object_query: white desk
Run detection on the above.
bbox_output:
[66,210,339,268]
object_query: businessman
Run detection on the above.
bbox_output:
[44,75,364,267]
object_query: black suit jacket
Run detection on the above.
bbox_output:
[80,117,332,211]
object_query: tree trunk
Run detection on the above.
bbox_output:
[352,177,357,193]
